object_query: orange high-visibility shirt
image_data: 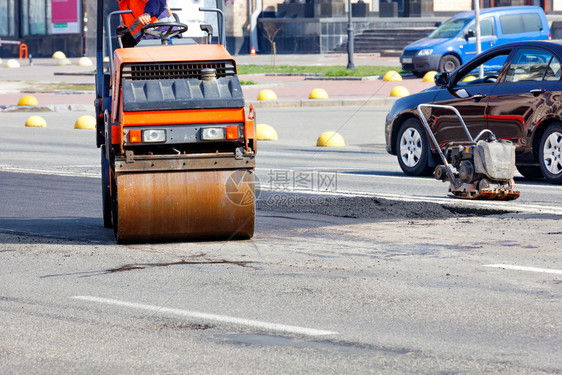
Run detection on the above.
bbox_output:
[119,0,171,38]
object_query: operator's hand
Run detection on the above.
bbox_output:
[116,24,129,36]
[138,13,152,26]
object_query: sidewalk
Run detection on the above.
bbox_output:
[0,54,432,111]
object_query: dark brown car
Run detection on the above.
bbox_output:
[385,41,562,184]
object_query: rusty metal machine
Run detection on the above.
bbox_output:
[95,1,256,242]
[417,104,519,200]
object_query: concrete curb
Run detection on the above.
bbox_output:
[1,104,94,112]
[20,90,95,95]
[304,76,379,81]
[248,97,397,108]
[2,98,395,112]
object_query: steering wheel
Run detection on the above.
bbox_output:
[140,22,188,43]
[484,75,498,83]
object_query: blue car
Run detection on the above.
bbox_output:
[400,6,550,76]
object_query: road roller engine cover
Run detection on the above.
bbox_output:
[95,1,256,243]
[417,104,519,200]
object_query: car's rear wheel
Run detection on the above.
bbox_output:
[516,165,543,179]
[396,118,433,176]
[439,55,460,74]
[539,123,562,184]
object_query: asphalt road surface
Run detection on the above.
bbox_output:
[1,108,561,373]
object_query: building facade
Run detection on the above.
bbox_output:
[0,0,85,58]
[0,0,559,58]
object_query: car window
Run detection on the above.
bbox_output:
[505,48,561,82]
[500,13,542,34]
[456,51,510,86]
[465,18,494,37]
[428,18,471,39]
[477,18,494,37]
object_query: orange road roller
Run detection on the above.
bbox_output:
[95,1,256,243]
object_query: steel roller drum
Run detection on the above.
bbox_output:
[114,169,255,242]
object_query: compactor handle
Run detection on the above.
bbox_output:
[416,103,474,190]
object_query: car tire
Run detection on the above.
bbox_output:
[439,55,460,74]
[516,165,543,179]
[396,118,433,176]
[539,123,562,184]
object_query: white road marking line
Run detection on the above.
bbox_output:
[72,296,339,336]
[0,166,99,178]
[484,264,562,275]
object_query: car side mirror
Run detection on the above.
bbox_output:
[465,29,475,41]
[435,72,449,87]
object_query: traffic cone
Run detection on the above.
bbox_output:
[250,46,257,56]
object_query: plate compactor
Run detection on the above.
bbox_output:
[95,2,256,243]
[417,104,520,200]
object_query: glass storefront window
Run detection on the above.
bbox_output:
[0,0,16,36]
[9,0,15,35]
[30,0,47,35]
[22,0,30,35]
[22,0,50,36]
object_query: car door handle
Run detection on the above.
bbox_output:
[530,88,546,96]
[472,93,487,102]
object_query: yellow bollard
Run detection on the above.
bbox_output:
[383,70,402,81]
[6,59,20,68]
[309,88,329,99]
[390,86,410,97]
[56,58,72,66]
[256,124,278,140]
[74,115,96,130]
[257,89,278,101]
[18,95,38,106]
[422,71,438,82]
[52,51,66,59]
[78,57,93,66]
[25,116,47,127]
[316,131,345,147]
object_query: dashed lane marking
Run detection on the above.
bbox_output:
[484,264,562,275]
[72,296,339,336]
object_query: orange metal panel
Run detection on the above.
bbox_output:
[245,118,255,140]
[122,108,245,126]
[113,44,235,65]
[111,125,122,145]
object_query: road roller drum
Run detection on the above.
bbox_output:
[113,170,255,242]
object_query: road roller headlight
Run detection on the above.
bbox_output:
[201,127,226,140]
[142,129,166,143]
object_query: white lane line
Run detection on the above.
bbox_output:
[484,264,562,275]
[72,296,339,336]
[0,166,99,178]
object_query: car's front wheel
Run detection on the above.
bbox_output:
[539,123,562,184]
[396,118,433,176]
[439,55,460,73]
